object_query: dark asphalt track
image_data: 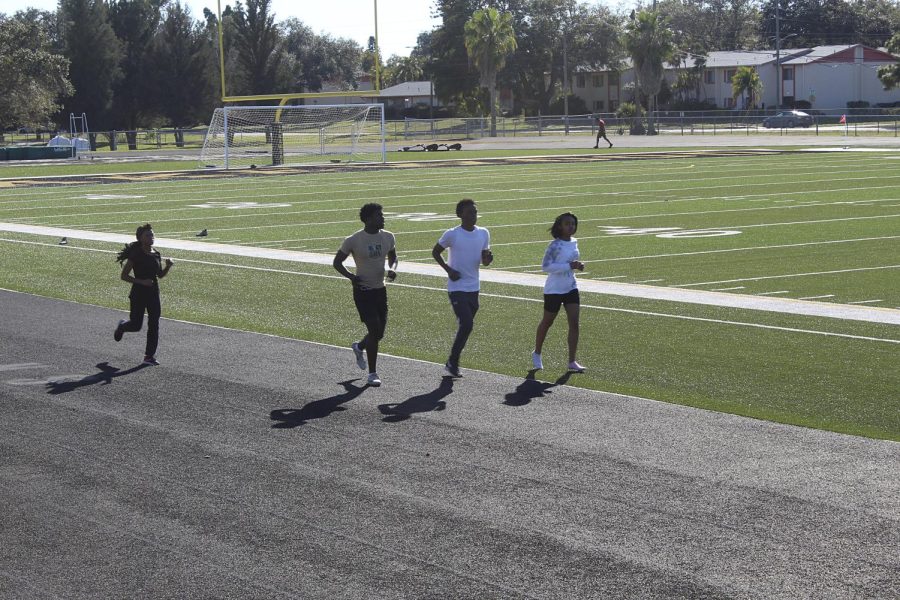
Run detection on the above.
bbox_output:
[1,289,897,599]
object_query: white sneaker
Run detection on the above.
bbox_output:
[568,361,586,373]
[351,342,366,370]
[532,352,543,370]
[444,362,462,378]
[367,372,382,387]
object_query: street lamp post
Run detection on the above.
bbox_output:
[775,0,781,109]
[563,31,569,135]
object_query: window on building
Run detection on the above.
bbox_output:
[724,69,736,83]
[724,97,736,108]
[704,70,715,84]
[593,74,604,87]
[782,67,794,81]
[576,74,585,88]
[593,100,605,111]
[608,72,620,85]
[610,100,619,111]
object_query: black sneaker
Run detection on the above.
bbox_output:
[444,362,462,378]
[142,356,160,366]
[114,319,127,342]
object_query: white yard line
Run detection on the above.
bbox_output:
[756,291,790,296]
[504,236,900,270]
[674,264,900,288]
[799,294,835,300]
[2,222,899,326]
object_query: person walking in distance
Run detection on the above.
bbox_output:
[113,224,174,365]
[594,116,613,149]
[532,213,586,373]
[432,198,493,378]
[333,203,397,387]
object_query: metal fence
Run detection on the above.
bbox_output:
[2,108,898,150]
[397,109,900,140]
[0,128,208,150]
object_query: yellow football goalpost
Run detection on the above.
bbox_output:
[216,0,382,105]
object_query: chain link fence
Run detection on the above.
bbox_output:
[2,108,898,152]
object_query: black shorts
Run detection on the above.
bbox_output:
[353,286,388,324]
[543,289,580,313]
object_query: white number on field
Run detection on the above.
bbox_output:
[383,212,458,222]
[189,201,292,209]
[599,226,741,238]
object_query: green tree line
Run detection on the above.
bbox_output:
[1,0,897,132]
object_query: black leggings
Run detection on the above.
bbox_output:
[123,285,161,357]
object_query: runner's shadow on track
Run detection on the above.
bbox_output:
[503,370,572,407]
[45,362,148,395]
[269,379,366,429]
[378,377,455,423]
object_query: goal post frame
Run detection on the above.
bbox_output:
[200,104,386,170]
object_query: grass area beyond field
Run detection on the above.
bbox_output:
[0,149,898,440]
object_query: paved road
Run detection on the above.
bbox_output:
[1,289,897,599]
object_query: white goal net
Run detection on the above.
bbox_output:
[199,104,385,169]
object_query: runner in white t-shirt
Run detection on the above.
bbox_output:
[532,212,586,373]
[431,198,492,377]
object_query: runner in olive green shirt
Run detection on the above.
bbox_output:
[333,203,397,387]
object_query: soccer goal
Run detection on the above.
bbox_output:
[199,104,385,169]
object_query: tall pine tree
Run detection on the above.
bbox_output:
[58,0,123,130]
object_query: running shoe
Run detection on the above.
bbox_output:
[351,342,366,370]
[444,362,462,378]
[114,319,127,342]
[142,356,160,366]
[367,372,382,387]
[532,352,543,370]
[567,361,586,373]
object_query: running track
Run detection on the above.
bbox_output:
[1,289,897,598]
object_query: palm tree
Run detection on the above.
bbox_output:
[623,10,674,135]
[464,7,517,137]
[393,56,424,84]
[877,32,899,90]
[731,65,763,110]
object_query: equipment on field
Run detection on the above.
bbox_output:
[199,104,385,170]
[398,142,462,152]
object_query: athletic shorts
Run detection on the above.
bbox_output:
[543,289,580,313]
[353,286,388,324]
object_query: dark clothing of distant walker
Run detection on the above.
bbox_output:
[594,118,613,149]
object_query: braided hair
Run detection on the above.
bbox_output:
[116,223,152,264]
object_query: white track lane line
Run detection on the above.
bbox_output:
[2,224,899,326]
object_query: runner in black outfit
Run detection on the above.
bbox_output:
[114,224,173,365]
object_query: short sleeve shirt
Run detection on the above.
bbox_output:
[437,225,490,292]
[129,245,162,284]
[340,229,396,290]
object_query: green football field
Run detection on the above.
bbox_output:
[1,149,898,439]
